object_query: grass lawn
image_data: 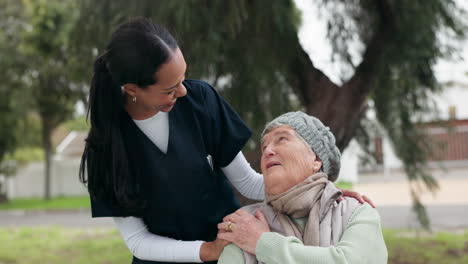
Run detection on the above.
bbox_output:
[0,227,130,264]
[385,229,468,264]
[0,196,90,210]
[0,227,466,264]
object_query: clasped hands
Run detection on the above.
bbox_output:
[217,208,270,255]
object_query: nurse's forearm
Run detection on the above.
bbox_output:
[113,217,204,262]
[222,151,265,200]
[200,239,228,262]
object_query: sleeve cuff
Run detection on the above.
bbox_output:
[193,240,205,263]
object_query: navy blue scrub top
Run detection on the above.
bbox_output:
[90,79,252,264]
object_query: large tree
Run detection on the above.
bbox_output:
[71,0,467,228]
[20,0,80,199]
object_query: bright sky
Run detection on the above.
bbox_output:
[294,0,468,119]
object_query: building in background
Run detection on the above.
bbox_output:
[341,80,468,183]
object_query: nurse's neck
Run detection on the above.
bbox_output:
[125,99,159,121]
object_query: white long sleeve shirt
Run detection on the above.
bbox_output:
[114,112,264,262]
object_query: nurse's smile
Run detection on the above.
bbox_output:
[159,99,177,112]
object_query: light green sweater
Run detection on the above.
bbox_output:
[218,203,387,264]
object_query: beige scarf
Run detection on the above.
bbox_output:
[266,172,332,246]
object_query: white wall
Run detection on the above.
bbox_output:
[6,158,87,199]
[338,139,359,183]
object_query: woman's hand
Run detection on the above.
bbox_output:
[218,209,270,255]
[339,188,376,208]
[199,234,230,262]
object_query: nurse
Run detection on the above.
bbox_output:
[79,17,371,264]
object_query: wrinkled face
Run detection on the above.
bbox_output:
[135,48,187,113]
[260,126,322,195]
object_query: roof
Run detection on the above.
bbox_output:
[55,131,88,160]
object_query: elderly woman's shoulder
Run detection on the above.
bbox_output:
[241,202,271,214]
[240,202,280,221]
[342,199,382,227]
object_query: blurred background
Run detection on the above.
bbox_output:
[1,0,467,263]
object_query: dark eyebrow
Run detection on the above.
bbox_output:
[163,84,177,91]
[163,74,186,91]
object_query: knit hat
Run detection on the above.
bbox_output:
[261,111,341,182]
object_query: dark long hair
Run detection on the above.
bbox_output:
[79,17,178,214]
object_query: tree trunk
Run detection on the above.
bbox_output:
[286,7,394,151]
[0,150,9,204]
[41,117,53,200]
[0,191,7,204]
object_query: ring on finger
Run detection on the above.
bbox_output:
[227,221,233,231]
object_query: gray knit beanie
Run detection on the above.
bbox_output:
[261,111,341,182]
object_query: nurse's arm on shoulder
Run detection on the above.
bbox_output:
[221,151,265,201]
[114,216,227,262]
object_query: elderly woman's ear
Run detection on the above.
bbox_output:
[312,160,322,173]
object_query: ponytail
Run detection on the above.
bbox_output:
[79,55,145,215]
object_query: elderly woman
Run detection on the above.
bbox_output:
[217,112,388,264]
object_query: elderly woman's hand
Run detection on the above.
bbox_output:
[218,209,270,255]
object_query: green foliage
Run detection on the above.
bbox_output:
[0,0,29,200]
[21,0,80,129]
[0,0,83,165]
[63,115,90,132]
[335,181,353,190]
[16,113,43,148]
[4,147,44,165]
[0,196,90,210]
[0,0,28,162]
[411,189,431,230]
[22,0,73,56]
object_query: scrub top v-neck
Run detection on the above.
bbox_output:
[90,79,252,264]
[133,112,169,154]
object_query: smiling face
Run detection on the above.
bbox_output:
[260,126,322,195]
[123,48,187,119]
[143,48,187,112]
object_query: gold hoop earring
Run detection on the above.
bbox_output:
[133,97,137,103]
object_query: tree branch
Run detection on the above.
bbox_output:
[287,34,339,113]
[346,0,396,96]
